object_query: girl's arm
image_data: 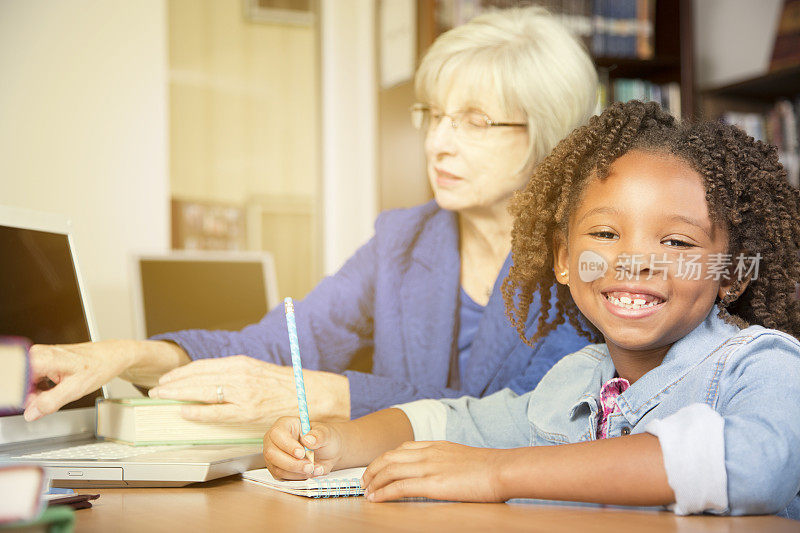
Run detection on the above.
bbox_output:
[362,434,675,505]
[263,408,413,480]
[332,408,415,470]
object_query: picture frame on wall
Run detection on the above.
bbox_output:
[243,0,314,26]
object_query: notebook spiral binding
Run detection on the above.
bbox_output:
[311,477,364,498]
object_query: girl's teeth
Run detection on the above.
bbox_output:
[605,294,661,310]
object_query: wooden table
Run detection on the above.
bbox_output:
[75,475,799,533]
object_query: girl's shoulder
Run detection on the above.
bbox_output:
[713,324,800,381]
[723,324,800,354]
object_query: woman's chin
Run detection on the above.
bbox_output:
[432,190,476,213]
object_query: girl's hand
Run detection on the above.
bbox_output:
[263,417,345,480]
[361,441,508,503]
[148,356,350,424]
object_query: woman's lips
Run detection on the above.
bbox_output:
[434,168,463,188]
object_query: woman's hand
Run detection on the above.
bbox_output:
[24,341,136,421]
[148,356,350,425]
[361,441,509,503]
[24,339,189,421]
[263,417,346,480]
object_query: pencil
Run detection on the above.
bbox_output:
[284,297,314,466]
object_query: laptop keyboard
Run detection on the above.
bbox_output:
[13,442,173,460]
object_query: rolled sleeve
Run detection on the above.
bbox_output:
[646,403,728,515]
[393,399,448,441]
[715,333,800,516]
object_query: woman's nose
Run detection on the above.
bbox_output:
[425,117,458,155]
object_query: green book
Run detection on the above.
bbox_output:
[0,506,75,533]
[95,398,264,446]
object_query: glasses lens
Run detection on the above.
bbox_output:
[410,106,429,130]
[458,111,491,139]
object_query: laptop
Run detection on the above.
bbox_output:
[131,250,279,340]
[0,206,265,487]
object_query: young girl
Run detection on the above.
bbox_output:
[262,101,800,518]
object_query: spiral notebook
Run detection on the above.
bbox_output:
[242,467,366,498]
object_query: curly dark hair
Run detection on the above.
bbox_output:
[502,100,800,346]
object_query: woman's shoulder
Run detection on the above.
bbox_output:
[374,200,448,231]
[373,200,457,252]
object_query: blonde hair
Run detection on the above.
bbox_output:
[415,7,598,171]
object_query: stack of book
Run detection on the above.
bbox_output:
[96,398,267,445]
[722,99,800,188]
[0,464,46,525]
[0,337,31,416]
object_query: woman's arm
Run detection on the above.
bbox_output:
[362,434,674,505]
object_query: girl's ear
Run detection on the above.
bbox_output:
[717,252,752,301]
[552,229,570,286]
[718,276,750,301]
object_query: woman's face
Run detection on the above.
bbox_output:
[425,85,530,214]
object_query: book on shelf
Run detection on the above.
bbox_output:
[0,464,45,525]
[95,398,266,446]
[770,0,800,71]
[591,0,654,59]
[431,0,655,60]
[721,98,800,188]
[0,337,31,416]
[599,78,681,118]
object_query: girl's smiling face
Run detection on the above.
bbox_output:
[554,150,739,357]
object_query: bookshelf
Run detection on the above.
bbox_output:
[701,65,800,187]
[417,0,695,119]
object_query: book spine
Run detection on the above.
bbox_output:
[0,336,32,414]
[592,0,606,56]
[636,0,655,59]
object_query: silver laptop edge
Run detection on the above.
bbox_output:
[0,205,264,486]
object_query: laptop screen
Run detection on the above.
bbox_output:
[0,224,101,416]
[137,257,270,337]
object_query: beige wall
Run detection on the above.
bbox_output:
[169,0,317,203]
[168,0,319,298]
[0,0,169,340]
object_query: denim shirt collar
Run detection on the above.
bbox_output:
[568,305,741,427]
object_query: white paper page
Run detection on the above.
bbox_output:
[243,466,366,489]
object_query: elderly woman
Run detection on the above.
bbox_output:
[25,7,598,424]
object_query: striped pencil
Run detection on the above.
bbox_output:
[284,297,314,465]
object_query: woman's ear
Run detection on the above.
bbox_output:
[553,229,570,286]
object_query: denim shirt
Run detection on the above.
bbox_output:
[403,306,800,518]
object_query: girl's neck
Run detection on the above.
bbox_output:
[604,342,674,383]
[457,201,514,261]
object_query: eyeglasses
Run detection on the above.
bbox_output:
[409,103,527,141]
